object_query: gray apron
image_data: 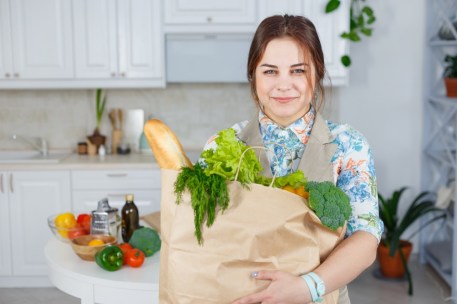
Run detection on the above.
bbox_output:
[238,112,351,304]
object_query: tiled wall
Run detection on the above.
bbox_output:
[0,83,338,153]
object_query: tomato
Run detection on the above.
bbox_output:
[68,226,88,240]
[117,243,133,264]
[54,212,77,239]
[77,213,91,234]
[125,248,145,268]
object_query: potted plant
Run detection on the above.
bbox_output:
[377,187,445,295]
[444,54,457,97]
[87,88,107,151]
[325,0,376,67]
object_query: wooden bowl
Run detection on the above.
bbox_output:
[70,235,117,261]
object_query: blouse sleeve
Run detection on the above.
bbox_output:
[333,126,384,243]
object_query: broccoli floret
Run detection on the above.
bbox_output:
[305,181,352,231]
[129,227,161,257]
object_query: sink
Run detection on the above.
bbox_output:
[0,151,71,164]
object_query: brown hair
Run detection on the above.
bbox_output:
[247,14,327,112]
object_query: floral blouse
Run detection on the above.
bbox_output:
[203,108,384,243]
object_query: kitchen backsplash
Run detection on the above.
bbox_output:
[0,84,338,153]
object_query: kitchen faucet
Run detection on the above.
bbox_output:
[11,134,48,156]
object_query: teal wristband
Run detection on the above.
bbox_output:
[302,274,321,302]
[308,272,326,299]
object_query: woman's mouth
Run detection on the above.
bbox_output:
[271,96,297,103]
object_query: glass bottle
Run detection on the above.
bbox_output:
[121,194,139,242]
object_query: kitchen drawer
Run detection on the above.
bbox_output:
[71,170,160,190]
[72,190,160,215]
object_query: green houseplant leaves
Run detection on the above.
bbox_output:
[95,88,107,133]
[325,0,376,67]
[444,54,457,78]
[378,187,445,295]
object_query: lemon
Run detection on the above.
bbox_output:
[88,239,105,247]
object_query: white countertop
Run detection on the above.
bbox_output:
[45,237,160,304]
[0,150,202,170]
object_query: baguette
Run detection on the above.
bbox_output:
[143,119,193,170]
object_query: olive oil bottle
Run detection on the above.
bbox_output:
[121,194,139,242]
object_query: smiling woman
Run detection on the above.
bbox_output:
[199,14,383,304]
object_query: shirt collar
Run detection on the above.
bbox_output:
[258,107,315,144]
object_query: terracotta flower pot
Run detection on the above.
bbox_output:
[445,77,457,97]
[377,240,413,278]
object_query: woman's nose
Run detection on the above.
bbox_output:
[275,71,294,91]
[276,77,292,91]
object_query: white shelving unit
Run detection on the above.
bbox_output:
[421,0,457,300]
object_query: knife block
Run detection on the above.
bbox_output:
[111,130,123,155]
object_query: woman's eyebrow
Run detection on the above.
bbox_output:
[259,63,278,68]
[259,63,305,68]
[290,63,305,67]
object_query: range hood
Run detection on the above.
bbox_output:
[165,34,252,83]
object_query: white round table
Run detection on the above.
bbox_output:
[44,238,159,304]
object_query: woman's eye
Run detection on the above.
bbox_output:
[263,69,277,75]
[291,69,305,75]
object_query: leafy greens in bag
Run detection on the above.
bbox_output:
[201,128,262,185]
[174,127,351,244]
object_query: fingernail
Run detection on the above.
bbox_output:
[250,271,259,278]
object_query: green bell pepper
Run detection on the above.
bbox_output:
[95,245,123,271]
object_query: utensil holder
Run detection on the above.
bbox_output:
[112,129,123,155]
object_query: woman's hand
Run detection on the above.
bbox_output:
[232,270,310,304]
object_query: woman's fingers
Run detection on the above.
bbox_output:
[232,289,268,304]
[251,270,278,281]
[231,270,278,304]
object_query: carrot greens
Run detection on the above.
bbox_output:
[174,163,229,245]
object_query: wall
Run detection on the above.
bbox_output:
[335,0,425,197]
[0,84,256,153]
[333,0,426,248]
[0,83,338,153]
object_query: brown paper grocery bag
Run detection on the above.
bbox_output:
[159,169,345,303]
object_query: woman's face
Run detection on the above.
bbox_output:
[255,37,315,127]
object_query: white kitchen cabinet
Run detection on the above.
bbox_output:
[71,169,161,216]
[164,0,257,33]
[0,172,12,276]
[257,0,303,19]
[73,0,165,88]
[0,0,12,81]
[0,170,71,286]
[0,0,73,80]
[164,0,349,85]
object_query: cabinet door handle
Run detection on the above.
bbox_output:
[5,73,10,78]
[9,173,13,193]
[13,73,19,78]
[106,173,128,178]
